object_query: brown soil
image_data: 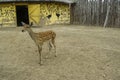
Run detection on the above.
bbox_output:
[0,25,120,80]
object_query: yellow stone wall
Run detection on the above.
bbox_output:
[39,3,70,25]
[0,4,16,26]
[0,2,70,27]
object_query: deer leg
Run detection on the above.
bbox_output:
[51,39,57,57]
[49,41,52,52]
[38,45,43,65]
[46,41,52,59]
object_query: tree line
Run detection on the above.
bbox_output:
[71,0,120,27]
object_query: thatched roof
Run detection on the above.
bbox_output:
[0,0,75,4]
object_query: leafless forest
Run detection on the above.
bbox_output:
[71,0,120,27]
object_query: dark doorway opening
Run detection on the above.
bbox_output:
[16,5,29,26]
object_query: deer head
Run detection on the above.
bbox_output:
[21,22,33,32]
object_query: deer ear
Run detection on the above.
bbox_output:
[30,22,33,27]
[21,22,25,26]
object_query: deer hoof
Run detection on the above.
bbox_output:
[35,50,38,52]
[39,62,43,66]
[54,55,57,57]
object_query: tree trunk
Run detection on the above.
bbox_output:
[104,2,111,28]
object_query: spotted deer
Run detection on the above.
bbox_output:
[21,22,56,65]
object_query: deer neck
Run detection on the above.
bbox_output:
[27,28,36,40]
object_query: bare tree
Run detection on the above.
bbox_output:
[104,0,111,28]
[71,0,120,27]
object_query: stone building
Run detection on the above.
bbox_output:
[0,0,75,27]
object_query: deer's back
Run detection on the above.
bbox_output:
[35,30,56,42]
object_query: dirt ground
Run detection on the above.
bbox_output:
[0,25,120,80]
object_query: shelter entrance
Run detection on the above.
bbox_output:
[16,5,29,26]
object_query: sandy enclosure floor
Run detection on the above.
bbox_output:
[0,25,120,80]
